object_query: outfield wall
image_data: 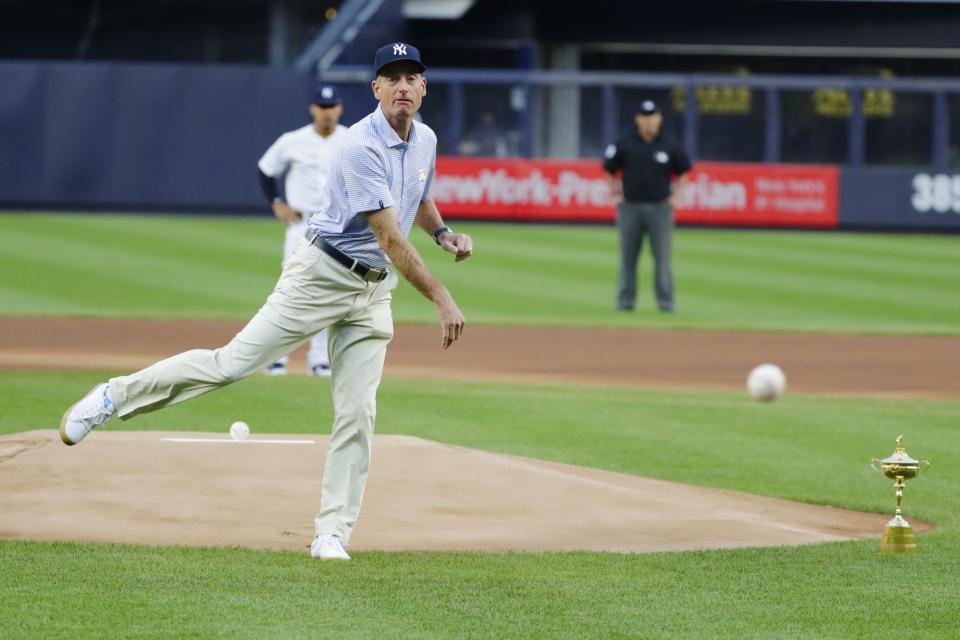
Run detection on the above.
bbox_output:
[433,159,960,231]
[1,60,959,231]
[0,61,376,213]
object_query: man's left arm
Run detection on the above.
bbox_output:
[415,198,473,262]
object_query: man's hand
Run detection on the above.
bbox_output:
[271,200,302,224]
[435,293,465,349]
[668,175,689,209]
[605,175,623,205]
[438,232,473,262]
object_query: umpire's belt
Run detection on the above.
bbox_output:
[307,234,389,282]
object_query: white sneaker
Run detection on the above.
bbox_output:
[310,534,350,560]
[59,383,116,446]
[308,364,332,377]
[264,362,287,376]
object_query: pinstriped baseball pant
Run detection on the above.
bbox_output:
[108,239,398,543]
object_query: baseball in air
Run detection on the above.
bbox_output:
[746,364,787,402]
[229,421,250,440]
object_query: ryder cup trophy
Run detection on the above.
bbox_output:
[870,435,930,554]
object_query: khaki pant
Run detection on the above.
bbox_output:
[276,220,328,371]
[108,239,398,543]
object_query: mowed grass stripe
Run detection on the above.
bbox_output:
[2,539,957,640]
[2,212,959,333]
[0,226,278,317]
[415,253,954,333]
[414,223,960,331]
[39,212,279,255]
[6,215,281,286]
[0,286,102,315]
[679,260,954,316]
[4,217,280,275]
[681,243,958,291]
[681,238,958,290]
[0,230,271,290]
[1,244,265,317]
[682,227,960,263]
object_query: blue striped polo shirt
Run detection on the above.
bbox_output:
[307,105,437,268]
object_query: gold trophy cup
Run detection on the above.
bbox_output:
[870,435,930,554]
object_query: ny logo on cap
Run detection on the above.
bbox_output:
[321,87,333,99]
[393,43,407,56]
[643,100,655,111]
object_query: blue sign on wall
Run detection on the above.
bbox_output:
[840,167,960,231]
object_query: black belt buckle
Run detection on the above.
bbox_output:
[309,233,388,283]
[361,265,388,282]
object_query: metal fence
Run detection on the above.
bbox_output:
[320,67,960,169]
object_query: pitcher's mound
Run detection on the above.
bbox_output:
[0,430,894,553]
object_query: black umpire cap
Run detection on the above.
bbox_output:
[637,100,660,115]
[311,84,341,106]
[374,42,426,76]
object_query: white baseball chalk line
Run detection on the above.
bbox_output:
[161,437,317,445]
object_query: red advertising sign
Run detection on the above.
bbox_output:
[433,157,839,228]
[677,161,839,227]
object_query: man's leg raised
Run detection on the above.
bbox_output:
[62,243,352,443]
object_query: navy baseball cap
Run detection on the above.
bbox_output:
[374,42,426,76]
[638,100,660,115]
[311,84,341,106]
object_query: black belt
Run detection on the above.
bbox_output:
[307,234,389,282]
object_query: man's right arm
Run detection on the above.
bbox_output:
[258,138,301,224]
[367,207,465,349]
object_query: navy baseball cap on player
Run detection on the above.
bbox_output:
[638,100,660,115]
[312,84,341,106]
[374,42,426,76]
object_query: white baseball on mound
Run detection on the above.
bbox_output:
[746,364,787,402]
[229,421,250,440]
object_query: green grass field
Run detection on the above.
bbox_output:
[2,212,959,638]
[2,372,959,639]
[1,212,958,334]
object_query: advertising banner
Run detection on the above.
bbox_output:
[840,168,960,231]
[433,157,840,228]
[675,161,839,228]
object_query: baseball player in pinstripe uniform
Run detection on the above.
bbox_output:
[59,42,473,561]
[257,84,349,376]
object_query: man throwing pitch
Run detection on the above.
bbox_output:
[58,42,473,561]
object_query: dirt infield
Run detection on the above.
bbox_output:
[0,316,958,399]
[0,430,901,553]
[0,316,951,554]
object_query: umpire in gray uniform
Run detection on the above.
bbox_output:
[603,100,691,312]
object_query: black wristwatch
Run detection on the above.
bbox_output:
[433,226,452,244]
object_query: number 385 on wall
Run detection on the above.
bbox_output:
[911,173,960,214]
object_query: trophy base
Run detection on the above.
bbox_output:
[879,523,917,554]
